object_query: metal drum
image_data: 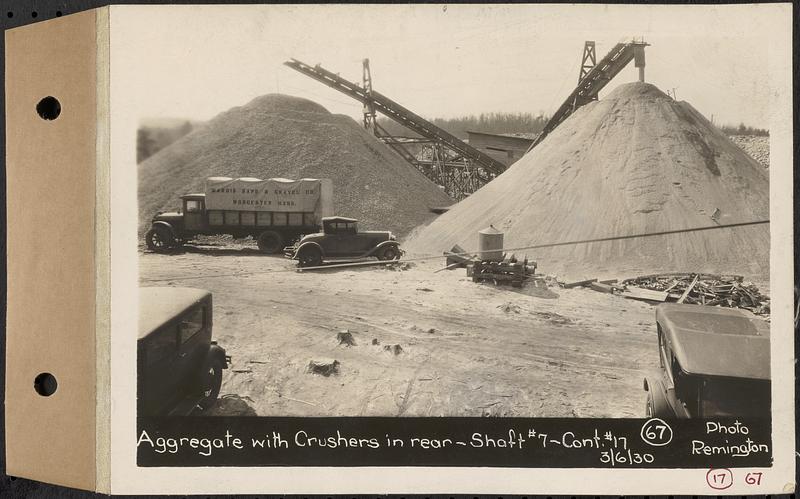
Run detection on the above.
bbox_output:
[478,225,504,262]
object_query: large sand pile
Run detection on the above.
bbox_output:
[406,83,769,280]
[138,94,452,237]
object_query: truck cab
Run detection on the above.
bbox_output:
[145,195,204,250]
[182,194,207,232]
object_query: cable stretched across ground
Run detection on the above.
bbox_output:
[140,219,769,283]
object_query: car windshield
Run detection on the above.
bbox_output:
[700,377,770,417]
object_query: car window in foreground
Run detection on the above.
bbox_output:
[146,327,177,366]
[179,307,205,344]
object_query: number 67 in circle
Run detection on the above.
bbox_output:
[640,418,673,446]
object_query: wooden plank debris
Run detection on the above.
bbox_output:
[563,278,598,289]
[620,273,769,316]
[589,282,614,294]
[620,286,669,302]
[677,274,699,304]
[442,244,477,269]
[435,261,466,273]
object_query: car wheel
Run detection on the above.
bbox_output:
[197,357,223,411]
[377,245,400,261]
[298,246,322,268]
[257,231,284,254]
[145,226,174,252]
[644,380,672,418]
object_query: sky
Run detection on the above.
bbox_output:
[113,4,785,130]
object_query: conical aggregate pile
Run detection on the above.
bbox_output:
[138,94,452,238]
[406,83,769,280]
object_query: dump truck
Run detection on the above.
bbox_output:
[145,177,334,253]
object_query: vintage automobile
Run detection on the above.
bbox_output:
[144,193,323,254]
[138,287,230,416]
[643,303,770,418]
[285,216,402,267]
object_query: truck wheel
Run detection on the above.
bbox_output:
[145,226,174,252]
[257,231,284,254]
[197,357,223,411]
[377,245,400,261]
[298,246,322,268]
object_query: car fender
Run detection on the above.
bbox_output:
[644,376,671,417]
[294,241,325,259]
[151,220,176,238]
[209,343,230,369]
[365,240,402,257]
[644,376,686,418]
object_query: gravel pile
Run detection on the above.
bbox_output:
[405,82,769,281]
[138,94,452,238]
[728,135,769,168]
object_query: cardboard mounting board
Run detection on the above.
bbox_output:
[5,8,110,493]
[3,4,795,495]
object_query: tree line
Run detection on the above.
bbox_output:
[376,113,769,140]
[718,123,769,137]
[137,120,195,163]
[376,112,550,139]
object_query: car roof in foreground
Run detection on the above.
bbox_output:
[322,216,358,223]
[139,287,210,339]
[656,303,770,380]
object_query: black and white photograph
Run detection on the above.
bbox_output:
[135,4,773,422]
[2,2,793,495]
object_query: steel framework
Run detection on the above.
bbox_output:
[361,58,377,133]
[579,41,597,83]
[284,58,506,199]
[528,40,649,151]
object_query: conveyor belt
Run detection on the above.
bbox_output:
[529,41,648,151]
[284,58,507,175]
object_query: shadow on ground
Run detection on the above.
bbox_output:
[202,394,258,416]
[142,244,278,257]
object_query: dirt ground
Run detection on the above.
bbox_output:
[140,241,661,418]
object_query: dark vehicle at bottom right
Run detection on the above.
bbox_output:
[643,303,770,418]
